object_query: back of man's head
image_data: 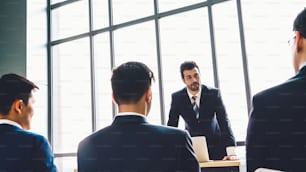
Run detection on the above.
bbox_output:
[293,8,306,38]
[0,73,38,115]
[111,61,154,104]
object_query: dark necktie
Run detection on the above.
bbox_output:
[192,96,199,120]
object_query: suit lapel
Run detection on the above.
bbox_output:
[199,85,209,114]
[183,86,207,120]
[182,87,193,107]
[181,88,196,118]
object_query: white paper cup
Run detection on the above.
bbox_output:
[226,146,236,156]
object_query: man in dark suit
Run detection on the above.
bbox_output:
[77,61,200,172]
[167,61,236,160]
[246,8,306,172]
[0,73,57,172]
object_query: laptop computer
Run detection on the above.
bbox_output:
[191,136,211,162]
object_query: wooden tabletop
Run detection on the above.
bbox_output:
[199,160,240,168]
[74,160,240,171]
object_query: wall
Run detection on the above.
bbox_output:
[0,0,26,76]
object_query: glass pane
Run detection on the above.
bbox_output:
[92,0,109,30]
[159,8,213,128]
[93,34,113,130]
[51,0,66,4]
[27,0,48,137]
[114,21,161,124]
[158,0,204,13]
[112,0,153,24]
[29,86,48,136]
[241,0,304,95]
[212,1,248,141]
[52,38,92,153]
[54,156,77,172]
[51,0,89,40]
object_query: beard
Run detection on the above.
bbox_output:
[188,82,200,92]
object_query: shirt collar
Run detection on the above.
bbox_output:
[187,86,202,100]
[299,62,306,70]
[0,119,22,129]
[116,112,146,118]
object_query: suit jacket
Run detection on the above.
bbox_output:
[167,85,236,160]
[0,124,57,172]
[77,115,200,172]
[246,66,306,172]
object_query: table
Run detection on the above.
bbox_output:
[74,160,241,172]
[200,160,240,172]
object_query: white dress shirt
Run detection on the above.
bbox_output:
[187,87,202,108]
[0,119,22,128]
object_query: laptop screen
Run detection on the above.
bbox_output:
[191,136,211,162]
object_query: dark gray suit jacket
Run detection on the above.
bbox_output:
[0,124,57,172]
[246,66,306,172]
[77,115,200,172]
[167,85,236,160]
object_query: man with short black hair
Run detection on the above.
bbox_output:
[0,73,57,172]
[246,8,306,172]
[167,61,236,160]
[77,61,200,172]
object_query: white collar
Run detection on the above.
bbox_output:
[299,62,306,70]
[187,86,202,99]
[0,119,22,129]
[116,112,146,118]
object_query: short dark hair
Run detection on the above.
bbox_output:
[293,8,306,38]
[180,61,200,79]
[111,61,154,104]
[0,73,38,115]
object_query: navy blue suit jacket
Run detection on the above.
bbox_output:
[246,66,306,172]
[77,115,200,172]
[0,124,57,172]
[167,85,236,160]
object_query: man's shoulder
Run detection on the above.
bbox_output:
[253,79,296,99]
[1,125,46,140]
[1,126,49,148]
[18,129,48,143]
[79,125,112,144]
[202,85,218,92]
[171,85,219,97]
[172,88,186,95]
[78,124,189,149]
[148,124,188,136]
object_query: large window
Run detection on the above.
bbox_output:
[52,38,92,153]
[27,0,48,137]
[242,1,305,94]
[159,7,214,129]
[26,0,306,171]
[212,1,248,141]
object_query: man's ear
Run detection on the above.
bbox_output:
[112,92,118,105]
[145,87,152,102]
[296,31,304,52]
[182,77,186,84]
[13,100,23,114]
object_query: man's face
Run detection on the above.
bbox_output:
[19,96,35,130]
[182,67,201,92]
